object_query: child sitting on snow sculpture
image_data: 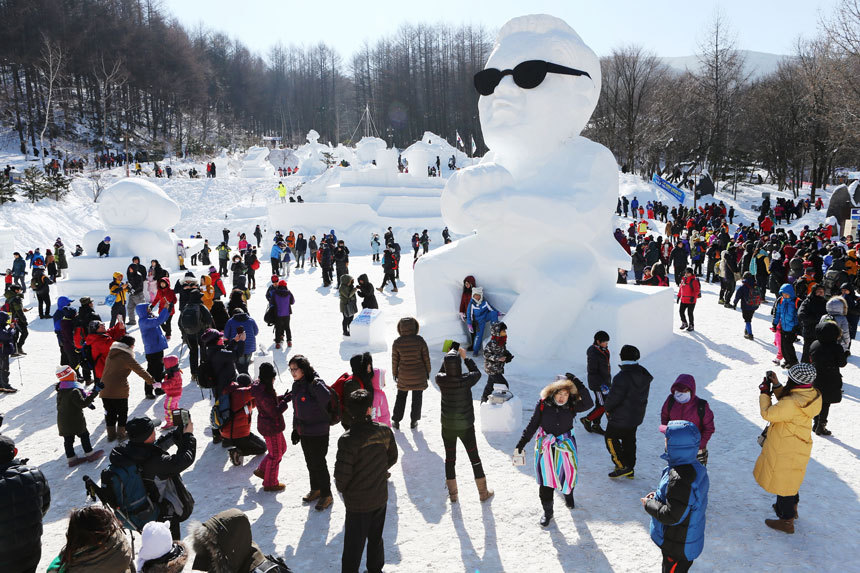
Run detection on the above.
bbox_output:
[481,321,514,402]
[466,287,498,356]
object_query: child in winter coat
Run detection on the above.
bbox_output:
[676,267,701,331]
[250,362,290,492]
[108,272,130,327]
[821,296,851,353]
[773,284,799,367]
[581,330,611,435]
[732,273,762,340]
[659,374,715,465]
[152,277,177,340]
[643,421,709,572]
[481,321,513,402]
[157,355,184,430]
[466,287,498,356]
[604,345,653,478]
[514,374,592,527]
[55,365,104,466]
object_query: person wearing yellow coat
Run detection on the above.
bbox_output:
[753,363,821,534]
[200,275,215,310]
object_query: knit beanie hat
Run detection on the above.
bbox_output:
[126,417,156,443]
[0,435,16,464]
[135,521,173,571]
[619,344,640,362]
[787,363,817,386]
[271,275,279,283]
[56,365,76,382]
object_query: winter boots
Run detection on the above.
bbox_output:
[229,448,243,466]
[580,417,605,435]
[564,493,575,508]
[302,490,321,504]
[315,495,333,511]
[392,421,400,430]
[608,467,634,479]
[116,426,127,442]
[106,425,117,442]
[814,422,832,436]
[263,483,286,492]
[680,321,688,330]
[476,477,494,502]
[446,479,459,503]
[765,518,795,534]
[410,420,419,429]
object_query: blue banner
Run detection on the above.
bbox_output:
[652,173,686,204]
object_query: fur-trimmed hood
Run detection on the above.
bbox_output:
[140,542,188,573]
[540,378,577,402]
[108,341,134,356]
[190,509,267,573]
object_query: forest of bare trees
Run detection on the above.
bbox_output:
[0,0,857,195]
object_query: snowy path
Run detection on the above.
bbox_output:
[1,242,858,571]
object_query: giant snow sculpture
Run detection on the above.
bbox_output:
[414,14,673,360]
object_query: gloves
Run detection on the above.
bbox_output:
[152,382,162,390]
[759,380,772,395]
[87,403,97,410]
[467,323,474,333]
[511,448,526,466]
[459,312,466,321]
[600,384,610,394]
[93,381,105,392]
[697,448,709,465]
[291,429,300,445]
[770,325,777,332]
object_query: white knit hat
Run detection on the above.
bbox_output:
[472,286,484,296]
[787,363,817,386]
[136,521,173,571]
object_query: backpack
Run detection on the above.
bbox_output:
[178,304,204,335]
[745,285,762,309]
[316,379,342,426]
[79,340,96,370]
[210,390,232,429]
[666,396,708,434]
[196,357,215,389]
[94,463,160,532]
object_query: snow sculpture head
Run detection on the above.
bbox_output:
[478,15,600,161]
[98,179,181,229]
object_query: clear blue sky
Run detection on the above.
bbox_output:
[163,0,837,60]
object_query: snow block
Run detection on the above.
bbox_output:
[345,308,387,351]
[239,146,272,178]
[480,394,522,433]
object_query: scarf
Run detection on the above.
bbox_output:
[534,428,578,494]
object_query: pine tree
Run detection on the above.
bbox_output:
[320,151,337,168]
[20,166,49,202]
[45,171,72,201]
[0,177,16,204]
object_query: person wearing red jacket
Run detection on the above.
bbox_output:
[676,267,701,332]
[152,277,177,340]
[223,373,267,466]
[760,216,774,234]
[84,320,125,383]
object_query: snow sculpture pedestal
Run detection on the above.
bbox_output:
[480,393,522,433]
[240,146,272,178]
[414,14,672,361]
[346,309,387,351]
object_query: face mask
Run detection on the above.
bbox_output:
[674,391,691,404]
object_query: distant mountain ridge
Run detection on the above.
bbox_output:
[661,50,789,80]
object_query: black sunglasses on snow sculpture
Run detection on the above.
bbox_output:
[473,60,592,96]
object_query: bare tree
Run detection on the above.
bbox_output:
[37,35,64,168]
[94,54,126,147]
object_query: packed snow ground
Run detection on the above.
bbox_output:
[0,165,858,572]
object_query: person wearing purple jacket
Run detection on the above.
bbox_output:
[289,354,334,511]
[251,362,290,492]
[659,374,715,465]
[268,280,295,349]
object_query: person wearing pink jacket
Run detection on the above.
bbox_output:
[660,374,714,465]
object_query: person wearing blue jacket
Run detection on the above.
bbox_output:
[732,273,761,340]
[772,283,798,367]
[224,308,259,373]
[52,296,74,365]
[136,303,170,399]
[466,287,498,356]
[270,241,285,276]
[11,253,26,289]
[643,420,709,573]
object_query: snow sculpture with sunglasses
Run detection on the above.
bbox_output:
[415,14,668,359]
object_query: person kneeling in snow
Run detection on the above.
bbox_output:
[659,374,715,466]
[481,321,513,403]
[513,374,592,527]
[642,420,709,573]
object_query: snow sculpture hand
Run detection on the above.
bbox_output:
[441,162,516,234]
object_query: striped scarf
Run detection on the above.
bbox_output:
[534,428,578,494]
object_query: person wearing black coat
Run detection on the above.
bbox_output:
[356,274,378,310]
[514,375,592,526]
[581,331,611,434]
[335,390,398,573]
[435,347,493,503]
[603,345,653,478]
[200,330,241,441]
[767,254,787,298]
[810,321,847,436]
[253,225,263,247]
[334,242,350,284]
[243,249,258,290]
[671,243,689,286]
[0,434,51,572]
[110,417,196,540]
[295,233,308,268]
[125,257,147,326]
[798,286,827,363]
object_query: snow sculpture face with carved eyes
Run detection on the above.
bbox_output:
[478,15,601,166]
[98,179,181,230]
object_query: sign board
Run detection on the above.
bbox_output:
[851,208,860,221]
[352,308,381,326]
[651,173,686,204]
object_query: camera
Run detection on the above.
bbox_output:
[171,408,191,428]
[236,326,245,335]
[449,341,460,351]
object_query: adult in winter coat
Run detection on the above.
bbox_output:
[767,253,787,299]
[4,284,28,354]
[773,283,800,367]
[334,241,351,283]
[126,257,148,325]
[335,389,398,573]
[31,267,52,318]
[199,275,215,309]
[391,317,431,429]
[100,336,156,442]
[643,421,709,572]
[178,290,212,381]
[370,233,381,262]
[289,354,334,511]
[378,247,398,292]
[356,273,378,309]
[224,308,259,373]
[173,273,198,311]
[0,434,51,572]
[46,506,134,572]
[111,417,196,539]
[631,245,647,282]
[250,363,289,492]
[659,374,715,465]
[295,233,308,268]
[221,375,267,463]
[732,274,762,340]
[754,364,821,534]
[820,296,851,353]
[581,331,611,435]
[85,320,126,384]
[269,280,295,348]
[339,274,359,336]
[677,267,701,331]
[11,252,27,289]
[191,509,281,572]
[435,347,494,503]
[671,243,689,286]
[810,321,847,436]
[515,375,591,526]
[136,303,170,399]
[797,285,827,362]
[309,235,319,267]
[603,345,653,478]
[55,365,104,466]
[719,245,739,306]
